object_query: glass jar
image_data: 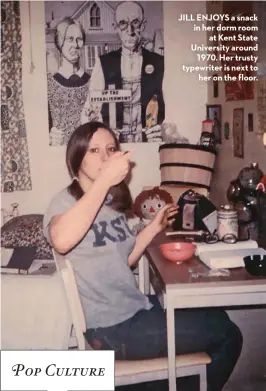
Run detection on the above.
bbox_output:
[237,162,264,190]
[217,205,238,240]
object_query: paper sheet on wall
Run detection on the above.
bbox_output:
[257,77,266,135]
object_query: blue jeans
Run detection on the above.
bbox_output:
[85,296,243,391]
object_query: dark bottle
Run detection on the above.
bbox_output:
[235,201,252,241]
[237,162,263,190]
[227,179,243,204]
[199,120,215,148]
[238,163,263,219]
[227,163,264,241]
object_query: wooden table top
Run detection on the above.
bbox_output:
[145,231,266,288]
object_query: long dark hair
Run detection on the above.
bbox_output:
[66,121,133,214]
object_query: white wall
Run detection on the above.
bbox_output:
[1,1,207,214]
[205,3,266,385]
[206,1,266,208]
[2,3,265,384]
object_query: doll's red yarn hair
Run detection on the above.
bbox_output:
[133,187,173,219]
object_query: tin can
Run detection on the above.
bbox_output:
[217,205,238,240]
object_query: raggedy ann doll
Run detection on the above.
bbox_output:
[132,187,173,232]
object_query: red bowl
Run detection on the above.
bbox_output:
[160,241,196,264]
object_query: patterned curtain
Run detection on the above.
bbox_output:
[1,1,32,192]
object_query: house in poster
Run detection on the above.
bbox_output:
[45,1,163,75]
[45,1,165,144]
[45,1,121,75]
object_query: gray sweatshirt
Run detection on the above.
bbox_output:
[43,188,152,329]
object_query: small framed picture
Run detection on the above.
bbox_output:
[206,104,222,144]
[213,74,219,98]
[233,108,244,158]
[248,113,253,132]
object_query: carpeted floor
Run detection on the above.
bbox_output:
[223,377,266,391]
[116,376,266,391]
[116,375,199,391]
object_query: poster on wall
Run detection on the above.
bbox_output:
[45,1,164,146]
[233,108,244,159]
[256,77,266,136]
[221,1,254,101]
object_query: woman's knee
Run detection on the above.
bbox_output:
[199,309,243,353]
[208,314,243,360]
[214,311,243,348]
[226,320,243,355]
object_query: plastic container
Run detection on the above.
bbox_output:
[244,255,266,276]
[160,241,196,264]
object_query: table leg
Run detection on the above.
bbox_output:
[138,256,145,294]
[166,289,177,391]
[139,255,150,295]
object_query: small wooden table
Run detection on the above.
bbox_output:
[144,232,266,391]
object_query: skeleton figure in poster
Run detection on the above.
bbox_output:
[81,1,165,143]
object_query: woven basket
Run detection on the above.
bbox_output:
[159,144,217,191]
